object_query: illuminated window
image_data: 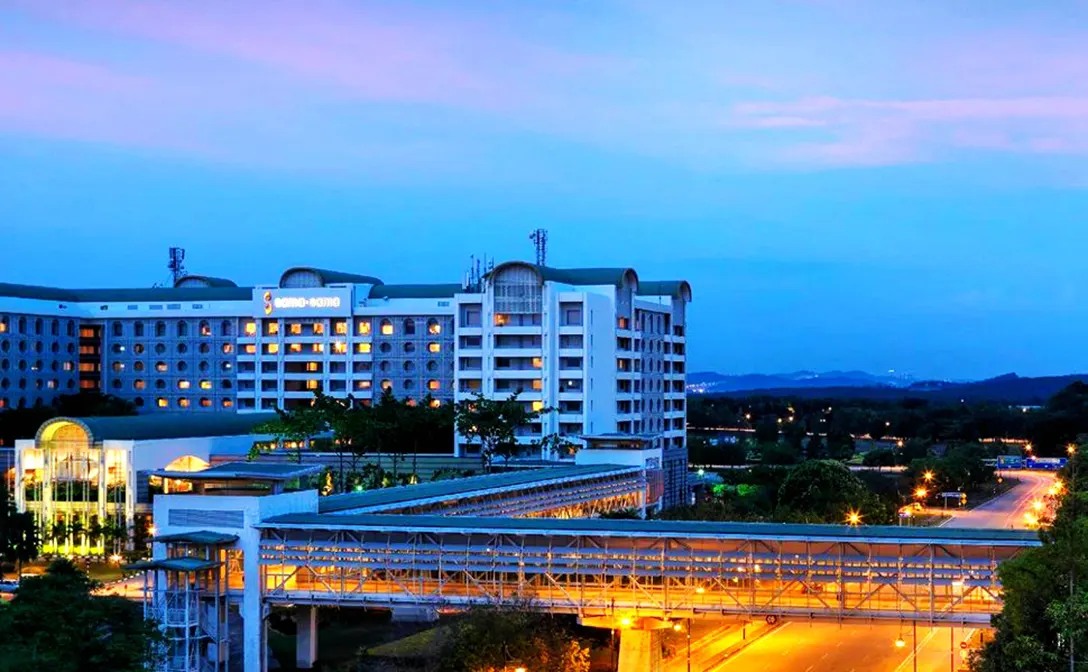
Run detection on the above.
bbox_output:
[532,379,543,391]
[289,343,303,353]
[532,357,543,369]
[334,321,348,335]
[305,362,320,373]
[357,320,371,336]
[199,398,212,407]
[155,362,168,373]
[63,362,73,372]
[133,380,145,390]
[244,322,257,336]
[356,343,372,354]
[156,397,168,408]
[222,399,234,408]
[427,342,441,353]
[618,317,629,330]
[306,380,319,390]
[222,344,233,354]
[265,343,280,355]
[427,379,440,391]
[199,380,212,390]
[494,314,509,326]
[427,319,441,335]
[381,379,393,391]
[289,323,302,335]
[355,380,372,390]
[112,362,125,372]
[380,319,393,336]
[0,318,6,334]
[199,321,212,337]
[178,380,191,390]
[244,344,257,355]
[532,401,545,412]
[332,341,347,355]
[265,321,280,336]
[178,398,190,408]
[311,343,324,353]
[429,399,441,408]
[313,323,325,336]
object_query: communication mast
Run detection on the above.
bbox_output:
[167,247,187,286]
[530,228,548,266]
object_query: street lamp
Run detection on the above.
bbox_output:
[1032,499,1045,513]
[923,471,935,483]
[914,487,928,500]
[1068,445,1077,456]
[895,637,907,649]
[847,511,862,526]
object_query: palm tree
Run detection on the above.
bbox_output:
[50,521,68,553]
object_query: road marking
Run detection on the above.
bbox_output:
[715,622,792,668]
[805,666,813,672]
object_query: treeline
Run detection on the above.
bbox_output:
[0,392,136,447]
[690,382,1088,457]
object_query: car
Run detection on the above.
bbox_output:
[0,579,19,594]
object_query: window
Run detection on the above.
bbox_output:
[403,319,416,335]
[199,361,209,372]
[222,399,234,408]
[222,379,233,389]
[198,343,210,354]
[177,361,187,372]
[199,320,211,337]
[429,399,441,408]
[221,361,233,371]
[177,343,188,354]
[311,343,324,354]
[156,397,168,408]
[244,344,257,355]
[379,342,392,354]
[355,380,372,391]
[426,360,438,372]
[198,379,212,390]
[178,398,190,408]
[155,321,166,337]
[112,322,123,337]
[427,379,440,391]
[265,321,280,336]
[0,318,6,334]
[34,318,42,335]
[221,320,233,337]
[356,343,372,354]
[356,320,371,336]
[532,379,543,391]
[177,321,189,338]
[332,341,347,355]
[199,397,212,408]
[334,321,348,335]
[288,343,302,353]
[134,361,145,372]
[381,380,392,391]
[155,361,168,373]
[313,323,325,336]
[134,322,145,337]
[243,322,257,336]
[532,357,543,369]
[532,401,545,412]
[404,361,415,372]
[264,343,280,355]
[427,342,441,353]
[427,319,441,335]
[112,362,125,372]
[178,380,191,389]
[305,362,320,373]
[222,344,233,354]
[380,319,393,336]
[289,323,302,335]
[404,342,416,354]
[134,380,145,390]
[111,343,125,354]
[380,361,391,373]
[155,343,166,355]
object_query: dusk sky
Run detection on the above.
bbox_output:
[3,1,1088,380]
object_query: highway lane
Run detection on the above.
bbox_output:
[941,470,1055,530]
[714,621,975,672]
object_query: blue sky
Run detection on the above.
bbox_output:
[2,1,1088,380]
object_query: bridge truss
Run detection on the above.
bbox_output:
[258,517,1037,624]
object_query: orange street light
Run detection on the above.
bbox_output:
[1024,512,1039,527]
[847,511,862,526]
[515,667,527,672]
[914,488,928,500]
[923,471,935,483]
[620,617,632,628]
[1068,445,1078,456]
[895,637,907,649]
[1054,481,1066,494]
[673,622,684,632]
[1032,499,1045,512]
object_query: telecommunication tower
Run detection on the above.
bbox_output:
[168,247,187,286]
[530,228,548,266]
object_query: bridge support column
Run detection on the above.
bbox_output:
[296,606,318,669]
[618,629,664,672]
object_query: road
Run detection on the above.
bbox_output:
[941,470,1055,530]
[714,622,975,672]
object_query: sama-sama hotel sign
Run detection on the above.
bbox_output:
[252,287,353,317]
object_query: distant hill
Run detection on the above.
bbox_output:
[701,373,1088,405]
[688,370,912,393]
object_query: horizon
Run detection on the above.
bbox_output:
[4,1,1088,380]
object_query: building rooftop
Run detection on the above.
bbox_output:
[263,512,1042,546]
[152,461,325,482]
[637,280,693,301]
[152,530,239,545]
[319,464,639,513]
[278,267,383,288]
[37,412,278,443]
[368,283,464,300]
[127,557,221,573]
[0,282,254,303]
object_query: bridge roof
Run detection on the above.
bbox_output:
[264,513,1042,547]
[319,464,641,513]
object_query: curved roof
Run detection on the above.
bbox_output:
[368,283,463,300]
[174,275,238,288]
[489,262,639,288]
[37,412,278,443]
[279,267,383,288]
[637,280,692,301]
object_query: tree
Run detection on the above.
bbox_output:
[761,441,801,466]
[435,604,590,672]
[454,393,548,471]
[0,480,39,575]
[862,448,896,468]
[825,428,856,461]
[0,559,163,671]
[252,401,327,464]
[776,460,886,524]
[754,416,780,444]
[806,435,826,460]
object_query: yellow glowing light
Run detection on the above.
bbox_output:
[923,471,935,482]
[620,617,632,628]
[673,623,684,632]
[914,488,928,499]
[895,638,907,649]
[847,511,862,526]
[109,554,123,564]
[695,586,706,594]
[515,668,527,672]
[1024,513,1039,527]
[1068,445,1078,456]
[1054,481,1066,494]
[1032,499,1045,512]
[148,525,157,536]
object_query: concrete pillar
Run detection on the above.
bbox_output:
[242,546,263,672]
[296,606,318,669]
[618,629,663,672]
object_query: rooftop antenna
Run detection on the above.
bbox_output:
[168,247,187,286]
[530,228,548,266]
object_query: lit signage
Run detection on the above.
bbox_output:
[254,288,352,317]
